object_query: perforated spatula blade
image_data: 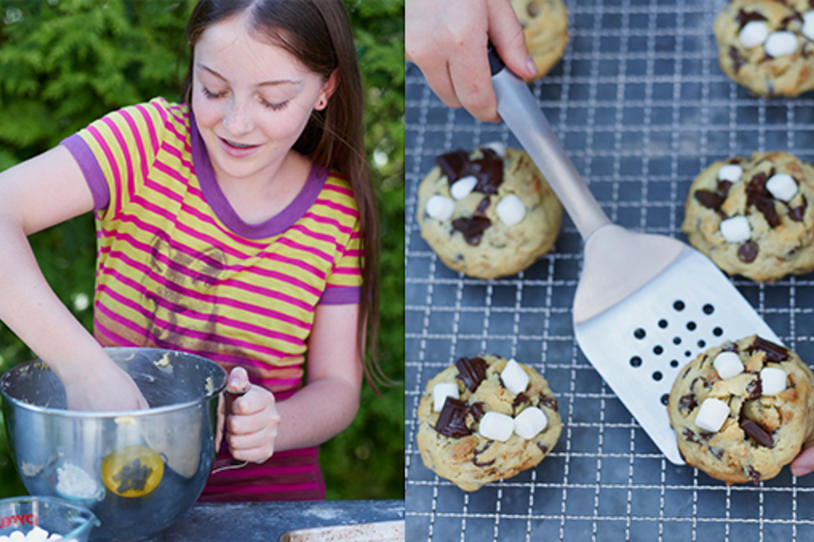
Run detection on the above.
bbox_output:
[489,48,779,464]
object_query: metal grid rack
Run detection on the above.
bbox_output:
[404,0,814,540]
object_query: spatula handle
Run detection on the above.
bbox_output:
[489,46,611,240]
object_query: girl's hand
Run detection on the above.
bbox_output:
[63,353,149,412]
[791,443,814,477]
[221,367,281,463]
[405,0,534,122]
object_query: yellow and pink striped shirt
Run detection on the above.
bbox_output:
[62,97,362,500]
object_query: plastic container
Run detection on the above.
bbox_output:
[0,496,99,541]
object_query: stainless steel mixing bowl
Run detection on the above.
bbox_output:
[0,347,227,542]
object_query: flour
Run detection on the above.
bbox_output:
[55,462,99,501]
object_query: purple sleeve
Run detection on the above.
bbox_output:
[60,133,110,211]
[319,286,362,305]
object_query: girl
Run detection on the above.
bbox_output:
[0,0,379,501]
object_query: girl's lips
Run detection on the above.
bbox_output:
[218,137,261,158]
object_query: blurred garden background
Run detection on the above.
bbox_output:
[0,0,404,500]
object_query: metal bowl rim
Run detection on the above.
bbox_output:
[0,347,227,418]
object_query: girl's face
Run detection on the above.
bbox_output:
[192,14,336,185]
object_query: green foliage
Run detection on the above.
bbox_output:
[0,0,404,501]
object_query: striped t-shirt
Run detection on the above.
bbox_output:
[61,97,362,501]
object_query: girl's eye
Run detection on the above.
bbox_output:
[259,97,289,111]
[202,86,226,99]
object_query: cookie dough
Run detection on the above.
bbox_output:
[417,145,562,279]
[510,0,569,81]
[682,151,814,281]
[667,335,814,484]
[714,0,814,97]
[416,354,562,492]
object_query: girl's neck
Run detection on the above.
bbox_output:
[213,150,311,226]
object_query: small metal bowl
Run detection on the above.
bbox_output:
[0,348,226,542]
[0,496,99,541]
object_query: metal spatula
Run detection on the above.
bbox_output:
[488,48,779,464]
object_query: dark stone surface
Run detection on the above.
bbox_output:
[162,500,403,541]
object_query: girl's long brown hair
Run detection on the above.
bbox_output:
[182,0,387,390]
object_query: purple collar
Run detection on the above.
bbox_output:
[190,110,327,239]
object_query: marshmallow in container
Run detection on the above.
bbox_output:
[432,382,460,411]
[760,367,787,396]
[500,359,530,395]
[514,407,548,439]
[425,195,455,222]
[713,351,744,379]
[719,216,751,243]
[0,526,71,542]
[695,397,731,433]
[478,411,514,442]
[766,173,798,202]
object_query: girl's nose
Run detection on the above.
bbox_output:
[222,98,254,135]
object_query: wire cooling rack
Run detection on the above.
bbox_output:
[404,1,814,540]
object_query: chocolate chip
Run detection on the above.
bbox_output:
[435,150,470,182]
[683,428,699,443]
[728,46,744,73]
[694,190,725,211]
[711,447,724,459]
[738,241,759,263]
[700,431,715,441]
[781,12,803,27]
[719,179,735,194]
[512,392,530,412]
[787,195,807,222]
[451,216,491,246]
[746,171,781,227]
[746,378,762,400]
[474,196,491,216]
[539,395,559,412]
[435,148,504,195]
[740,419,774,447]
[536,443,549,454]
[526,1,540,17]
[679,394,697,412]
[455,356,489,392]
[690,376,709,391]
[737,9,767,28]
[750,336,789,362]
[473,441,495,467]
[435,397,472,438]
[467,401,485,423]
[746,465,762,485]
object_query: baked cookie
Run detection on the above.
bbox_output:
[682,151,814,281]
[510,0,569,81]
[667,335,814,484]
[713,0,814,97]
[417,145,562,279]
[416,354,562,492]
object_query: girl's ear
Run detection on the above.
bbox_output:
[314,69,339,111]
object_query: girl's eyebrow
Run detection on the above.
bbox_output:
[197,63,301,87]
